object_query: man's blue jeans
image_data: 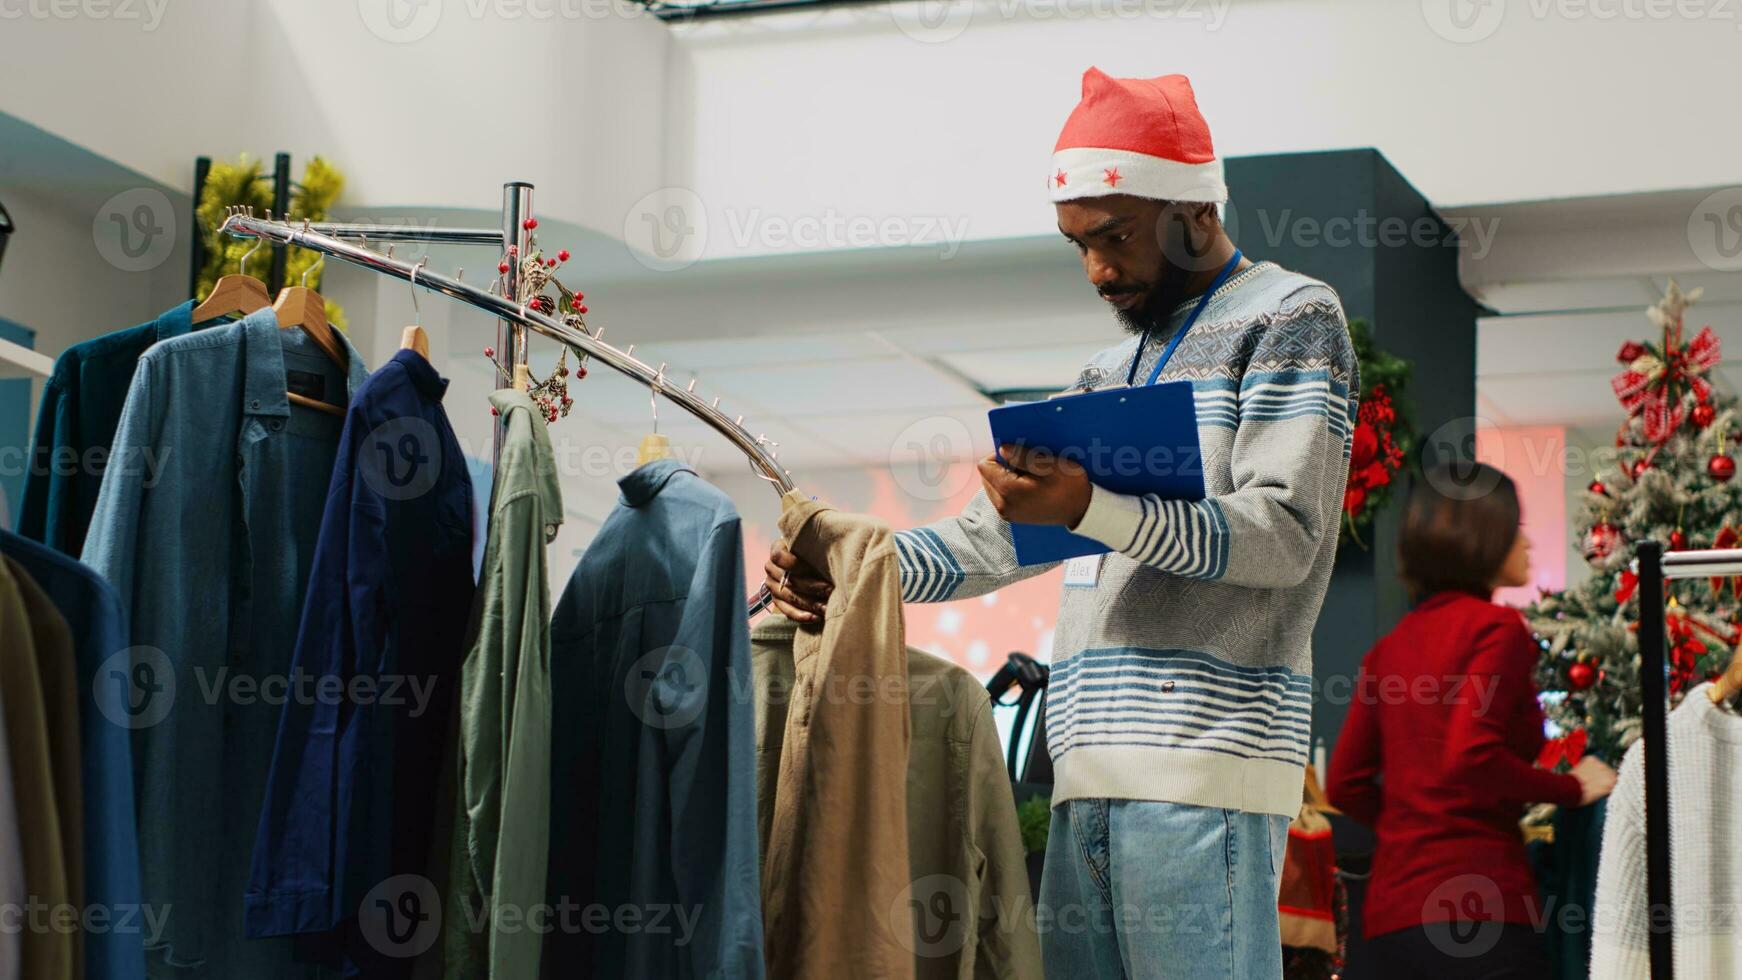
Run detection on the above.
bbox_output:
[1037,798,1289,978]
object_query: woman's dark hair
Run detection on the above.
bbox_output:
[1397,462,1520,599]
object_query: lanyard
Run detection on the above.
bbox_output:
[1125,249,1244,387]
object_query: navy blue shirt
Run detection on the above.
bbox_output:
[18,301,205,557]
[246,350,475,973]
[546,459,766,979]
[0,529,146,980]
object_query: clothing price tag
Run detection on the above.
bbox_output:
[1062,553,1103,588]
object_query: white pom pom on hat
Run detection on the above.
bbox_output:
[1048,68,1227,205]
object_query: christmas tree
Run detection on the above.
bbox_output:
[1528,280,1736,761]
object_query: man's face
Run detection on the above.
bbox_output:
[1056,195,1219,334]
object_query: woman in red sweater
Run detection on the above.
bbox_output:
[1328,463,1616,978]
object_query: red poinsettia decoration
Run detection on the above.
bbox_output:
[1342,384,1406,523]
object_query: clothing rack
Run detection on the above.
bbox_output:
[217,180,794,615]
[1630,541,1742,979]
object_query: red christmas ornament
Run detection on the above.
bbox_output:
[1567,661,1597,691]
[1712,454,1737,482]
[1632,458,1652,478]
[1670,529,1688,550]
[523,217,538,230]
[1583,522,1621,561]
[1694,402,1717,428]
[557,249,570,262]
[1589,480,1607,495]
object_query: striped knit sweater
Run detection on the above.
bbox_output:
[895,261,1357,818]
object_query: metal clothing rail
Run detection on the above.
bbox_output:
[1628,543,1742,979]
[216,182,793,615]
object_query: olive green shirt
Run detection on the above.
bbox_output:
[443,389,563,980]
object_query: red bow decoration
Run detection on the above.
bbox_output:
[1615,569,1639,604]
[1611,325,1721,443]
[1537,728,1587,770]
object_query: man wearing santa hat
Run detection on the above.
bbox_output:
[768,68,1356,977]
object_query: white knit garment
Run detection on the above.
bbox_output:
[1592,682,1742,978]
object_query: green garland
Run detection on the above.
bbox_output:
[195,155,347,331]
[1338,318,1415,549]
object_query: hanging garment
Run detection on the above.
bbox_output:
[1592,683,1742,979]
[81,307,366,978]
[1278,804,1340,971]
[752,615,1042,980]
[245,350,475,971]
[545,458,765,980]
[441,388,562,980]
[0,530,145,980]
[18,301,207,556]
[759,495,914,980]
[0,694,20,980]
[0,557,80,980]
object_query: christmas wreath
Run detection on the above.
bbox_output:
[1340,318,1413,549]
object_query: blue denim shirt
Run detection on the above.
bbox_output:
[0,529,145,980]
[546,459,766,979]
[245,350,475,976]
[81,308,366,978]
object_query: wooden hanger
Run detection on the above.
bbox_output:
[273,251,347,417]
[192,236,270,324]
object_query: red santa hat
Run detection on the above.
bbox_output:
[1048,68,1227,205]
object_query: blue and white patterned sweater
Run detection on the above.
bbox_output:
[895,261,1356,818]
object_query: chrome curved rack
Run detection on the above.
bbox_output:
[217,207,793,615]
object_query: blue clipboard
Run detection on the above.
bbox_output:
[988,381,1204,566]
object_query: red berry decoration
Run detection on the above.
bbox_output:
[562,396,573,406]
[557,249,570,262]
[1711,454,1737,482]
[576,365,588,380]
[1567,661,1597,691]
[498,262,510,274]
[1694,402,1717,428]
[484,346,495,358]
[490,407,499,417]
[523,217,538,230]
[578,304,588,314]
[508,245,518,256]
[1588,480,1606,495]
[1670,529,1687,550]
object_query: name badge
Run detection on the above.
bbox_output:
[1063,553,1103,588]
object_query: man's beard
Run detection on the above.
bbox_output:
[1111,268,1188,337]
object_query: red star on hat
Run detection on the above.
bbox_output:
[1054,169,1068,188]
[1103,167,1122,187]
